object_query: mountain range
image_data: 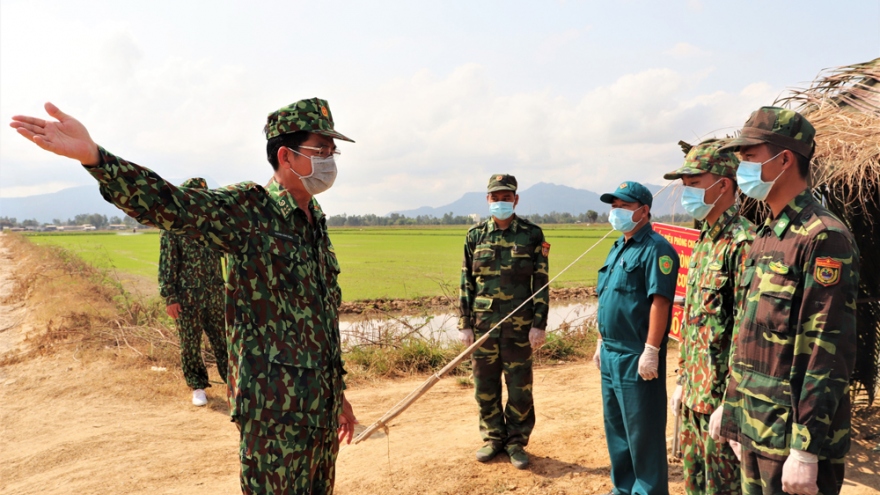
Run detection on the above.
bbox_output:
[1,181,687,224]
[394,182,686,218]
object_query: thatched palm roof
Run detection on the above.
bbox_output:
[778,58,880,403]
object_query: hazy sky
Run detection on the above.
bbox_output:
[2,0,878,215]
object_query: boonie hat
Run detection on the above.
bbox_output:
[719,106,814,159]
[487,174,518,193]
[664,138,740,180]
[600,181,653,208]
[264,98,354,142]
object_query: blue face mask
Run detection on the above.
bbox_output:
[609,207,640,233]
[681,179,723,221]
[489,201,515,220]
[737,151,784,201]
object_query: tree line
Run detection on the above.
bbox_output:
[0,214,138,230]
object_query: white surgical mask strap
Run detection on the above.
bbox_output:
[285,147,315,179]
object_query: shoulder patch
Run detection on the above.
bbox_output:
[814,257,842,287]
[659,255,674,275]
[542,241,550,257]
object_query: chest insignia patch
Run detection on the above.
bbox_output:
[769,261,789,275]
[814,257,842,287]
[542,242,551,257]
[659,255,674,275]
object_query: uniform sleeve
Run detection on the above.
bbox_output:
[530,229,550,330]
[458,231,476,330]
[646,241,678,301]
[85,147,257,253]
[721,235,753,399]
[157,231,180,305]
[789,230,859,455]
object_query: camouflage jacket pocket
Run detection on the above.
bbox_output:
[261,352,331,423]
[735,368,792,455]
[699,271,729,316]
[473,296,494,312]
[755,275,797,335]
[472,244,495,273]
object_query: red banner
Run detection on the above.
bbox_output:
[652,223,700,342]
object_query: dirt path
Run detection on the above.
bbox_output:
[1,234,877,494]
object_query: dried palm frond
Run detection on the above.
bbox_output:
[776,59,880,404]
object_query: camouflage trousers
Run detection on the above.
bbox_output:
[740,448,844,495]
[472,322,534,447]
[680,407,740,494]
[176,290,227,390]
[239,419,338,495]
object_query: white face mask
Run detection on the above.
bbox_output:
[286,147,337,196]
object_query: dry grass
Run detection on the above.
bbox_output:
[0,234,188,374]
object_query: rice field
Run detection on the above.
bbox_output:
[22,224,619,301]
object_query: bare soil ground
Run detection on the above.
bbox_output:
[1,234,877,495]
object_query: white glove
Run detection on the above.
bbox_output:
[592,339,602,370]
[782,449,819,495]
[669,384,683,416]
[709,406,726,443]
[528,328,545,349]
[728,439,742,462]
[638,344,660,380]
[459,328,474,346]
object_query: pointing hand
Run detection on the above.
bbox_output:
[10,102,100,165]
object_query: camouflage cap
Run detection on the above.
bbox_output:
[663,138,740,180]
[719,106,815,159]
[600,180,653,208]
[487,174,517,193]
[264,98,354,142]
[180,177,207,189]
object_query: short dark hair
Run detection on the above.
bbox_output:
[766,143,810,179]
[266,131,311,171]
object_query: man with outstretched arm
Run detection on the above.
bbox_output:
[12,100,357,495]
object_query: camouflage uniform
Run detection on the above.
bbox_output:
[158,177,228,390]
[459,175,549,449]
[719,108,860,495]
[664,140,755,495]
[84,98,354,495]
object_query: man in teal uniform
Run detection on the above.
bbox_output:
[594,181,678,495]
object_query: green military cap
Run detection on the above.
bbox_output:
[600,180,653,208]
[487,174,517,193]
[719,106,815,159]
[264,97,355,142]
[664,138,740,180]
[180,177,207,189]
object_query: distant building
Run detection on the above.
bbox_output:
[468,213,481,224]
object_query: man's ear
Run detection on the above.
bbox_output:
[514,194,519,208]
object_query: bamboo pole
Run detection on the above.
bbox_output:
[351,183,673,445]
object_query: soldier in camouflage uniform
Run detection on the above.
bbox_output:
[595,180,679,495]
[718,107,859,495]
[11,99,358,495]
[158,177,228,406]
[663,139,755,494]
[459,174,550,470]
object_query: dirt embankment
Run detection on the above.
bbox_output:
[339,286,597,315]
[1,234,877,495]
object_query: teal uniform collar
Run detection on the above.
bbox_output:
[617,222,653,246]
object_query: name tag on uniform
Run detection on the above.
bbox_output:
[268,230,298,243]
[708,261,723,271]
